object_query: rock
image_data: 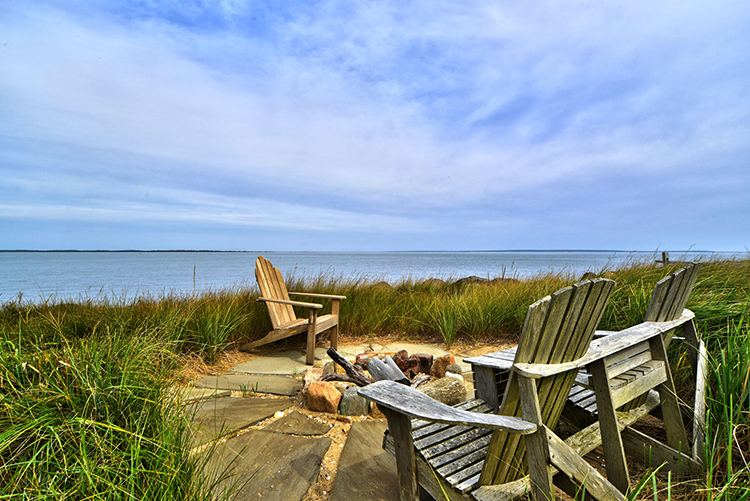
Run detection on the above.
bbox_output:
[421,278,446,288]
[418,377,467,406]
[331,381,351,394]
[372,281,393,290]
[581,271,597,280]
[431,355,456,378]
[490,277,520,285]
[304,368,323,387]
[306,382,342,414]
[413,353,434,374]
[445,363,462,375]
[452,276,487,289]
[393,351,433,379]
[393,350,419,378]
[339,387,371,416]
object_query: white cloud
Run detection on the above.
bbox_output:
[0,0,748,249]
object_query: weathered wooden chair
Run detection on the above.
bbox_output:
[360,279,627,501]
[467,264,705,480]
[565,263,706,469]
[239,256,345,365]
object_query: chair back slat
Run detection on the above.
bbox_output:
[255,256,297,327]
[644,263,702,322]
[480,278,615,485]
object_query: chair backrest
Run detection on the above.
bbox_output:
[480,278,616,485]
[644,262,702,322]
[255,256,298,328]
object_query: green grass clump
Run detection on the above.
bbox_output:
[0,323,225,500]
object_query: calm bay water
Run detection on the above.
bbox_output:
[0,250,736,304]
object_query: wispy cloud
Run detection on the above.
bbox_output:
[1,1,748,250]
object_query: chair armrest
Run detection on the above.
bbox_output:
[514,358,586,379]
[357,381,536,435]
[515,310,697,378]
[289,292,346,300]
[256,297,322,309]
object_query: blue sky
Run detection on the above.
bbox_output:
[1,1,748,251]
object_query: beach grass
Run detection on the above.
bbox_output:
[1,256,749,499]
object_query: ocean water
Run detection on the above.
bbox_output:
[0,250,736,304]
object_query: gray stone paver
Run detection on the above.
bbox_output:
[180,387,231,403]
[231,348,329,374]
[196,374,302,396]
[264,410,332,436]
[187,397,292,445]
[329,420,399,501]
[207,429,331,501]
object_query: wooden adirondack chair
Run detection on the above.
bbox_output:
[239,256,345,365]
[565,263,706,468]
[360,278,625,501]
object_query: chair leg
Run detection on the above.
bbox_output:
[380,407,419,501]
[517,376,554,501]
[650,335,690,450]
[307,309,318,365]
[590,359,630,494]
[330,300,340,351]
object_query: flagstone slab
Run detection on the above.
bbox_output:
[196,374,302,396]
[231,348,329,374]
[207,429,331,501]
[187,397,292,445]
[180,387,231,403]
[264,410,332,436]
[329,420,399,501]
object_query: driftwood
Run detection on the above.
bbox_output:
[323,347,375,387]
[368,356,410,385]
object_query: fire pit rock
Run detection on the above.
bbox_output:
[417,376,467,406]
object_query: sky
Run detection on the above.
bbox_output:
[1,1,749,252]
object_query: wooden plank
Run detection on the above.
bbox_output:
[644,274,672,322]
[422,428,494,460]
[474,366,502,412]
[480,295,552,485]
[656,268,687,322]
[604,341,650,372]
[677,263,701,314]
[357,381,536,434]
[649,335,690,450]
[471,478,530,501]
[693,340,707,462]
[437,441,490,476]
[607,351,653,380]
[682,318,701,377]
[517,376,553,501]
[565,391,661,456]
[380,407,419,501]
[667,263,701,320]
[590,358,629,494]
[545,428,626,501]
[610,363,666,409]
[289,291,347,300]
[621,426,701,476]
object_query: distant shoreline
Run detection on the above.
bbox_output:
[0,249,725,254]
